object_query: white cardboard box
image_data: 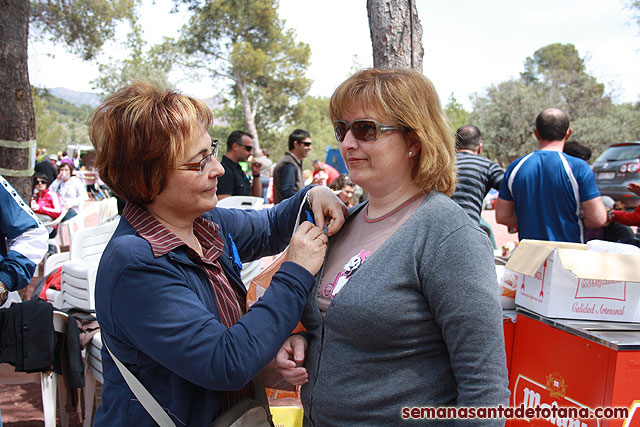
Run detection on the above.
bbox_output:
[506,239,640,322]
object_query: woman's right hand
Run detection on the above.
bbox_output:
[287,221,328,276]
[274,335,308,386]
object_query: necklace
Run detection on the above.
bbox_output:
[364,192,424,223]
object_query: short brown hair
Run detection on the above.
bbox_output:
[89,81,213,204]
[329,68,456,195]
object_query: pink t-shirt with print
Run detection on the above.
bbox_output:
[317,194,425,316]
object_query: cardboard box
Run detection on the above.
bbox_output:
[505,239,640,322]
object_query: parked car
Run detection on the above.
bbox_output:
[591,141,640,210]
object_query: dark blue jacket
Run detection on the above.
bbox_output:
[94,188,314,426]
[0,174,48,292]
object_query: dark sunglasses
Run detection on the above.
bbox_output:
[302,142,312,147]
[239,144,253,152]
[333,119,405,142]
[35,179,48,184]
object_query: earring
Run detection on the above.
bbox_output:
[408,151,413,157]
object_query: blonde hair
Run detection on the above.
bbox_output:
[89,80,213,204]
[329,68,456,195]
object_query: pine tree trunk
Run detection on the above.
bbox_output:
[367,0,424,72]
[235,74,261,153]
[0,0,36,202]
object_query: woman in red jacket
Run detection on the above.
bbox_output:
[30,173,62,236]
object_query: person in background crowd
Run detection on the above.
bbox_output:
[35,147,47,162]
[0,174,48,425]
[30,173,63,237]
[311,160,340,186]
[272,129,312,204]
[72,151,81,169]
[48,154,59,169]
[35,153,58,184]
[610,182,640,228]
[563,140,592,162]
[583,195,638,245]
[451,125,504,225]
[560,142,636,244]
[254,148,273,204]
[216,130,262,200]
[328,174,356,207]
[49,162,88,221]
[276,68,509,426]
[496,108,607,242]
[88,81,346,426]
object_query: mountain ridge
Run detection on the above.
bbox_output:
[47,87,220,109]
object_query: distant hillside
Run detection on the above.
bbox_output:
[48,87,221,110]
[49,87,102,108]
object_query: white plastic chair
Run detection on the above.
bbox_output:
[98,197,119,224]
[216,196,264,209]
[43,252,71,305]
[42,207,69,254]
[52,219,119,309]
[82,332,103,427]
[55,221,118,424]
[69,218,119,264]
[0,311,69,427]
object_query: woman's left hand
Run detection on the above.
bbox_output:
[307,186,348,237]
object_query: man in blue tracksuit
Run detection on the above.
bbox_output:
[0,174,48,424]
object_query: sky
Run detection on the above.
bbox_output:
[27,0,640,110]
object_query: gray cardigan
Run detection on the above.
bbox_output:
[300,191,510,426]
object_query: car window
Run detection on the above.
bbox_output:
[595,145,640,162]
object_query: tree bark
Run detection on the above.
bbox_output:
[235,74,261,152]
[367,0,424,71]
[0,0,36,202]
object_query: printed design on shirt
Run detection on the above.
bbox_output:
[318,249,370,299]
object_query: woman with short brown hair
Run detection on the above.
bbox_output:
[89,81,346,426]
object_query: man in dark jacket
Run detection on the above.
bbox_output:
[272,129,312,204]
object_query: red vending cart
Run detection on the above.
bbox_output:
[503,310,517,376]
[508,309,640,427]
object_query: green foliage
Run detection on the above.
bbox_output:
[30,0,138,60]
[471,43,639,166]
[208,102,249,150]
[471,80,561,164]
[32,87,92,153]
[209,95,334,167]
[443,94,470,131]
[289,96,335,163]
[627,0,640,28]
[92,23,173,96]
[521,43,611,118]
[573,103,640,158]
[174,0,311,148]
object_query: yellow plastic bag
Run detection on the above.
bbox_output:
[269,406,303,427]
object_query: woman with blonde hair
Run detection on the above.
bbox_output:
[276,69,509,425]
[89,81,346,426]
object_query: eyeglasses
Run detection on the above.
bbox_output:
[302,142,312,147]
[177,141,219,174]
[239,144,253,152]
[35,179,47,185]
[333,119,406,142]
